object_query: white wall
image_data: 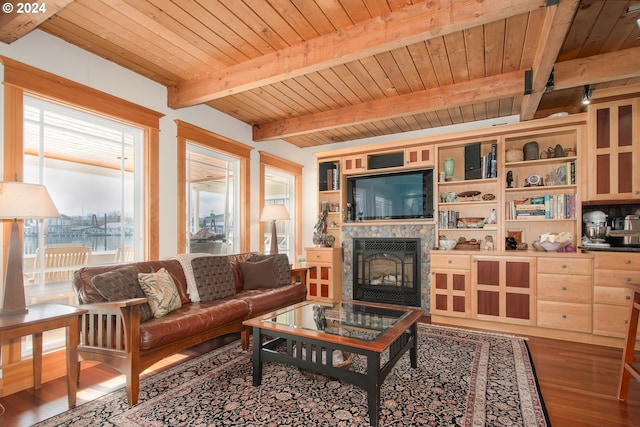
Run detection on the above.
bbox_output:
[0,30,520,260]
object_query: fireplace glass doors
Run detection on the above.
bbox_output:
[353,238,421,307]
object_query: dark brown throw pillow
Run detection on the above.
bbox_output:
[240,257,279,290]
[190,256,236,301]
[249,254,291,286]
[91,266,153,323]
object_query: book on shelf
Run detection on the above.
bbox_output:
[505,194,576,220]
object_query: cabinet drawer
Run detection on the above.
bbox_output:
[593,269,640,287]
[431,254,470,270]
[537,301,591,332]
[593,285,634,305]
[537,274,592,303]
[595,252,640,270]
[593,303,639,338]
[537,257,593,275]
[306,249,334,263]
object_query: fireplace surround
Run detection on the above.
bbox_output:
[352,238,421,307]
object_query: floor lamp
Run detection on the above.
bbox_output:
[260,204,290,255]
[0,182,60,316]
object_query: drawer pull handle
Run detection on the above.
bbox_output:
[562,264,567,269]
[626,295,631,300]
[625,259,631,264]
[625,320,629,324]
[562,286,567,291]
[626,277,631,282]
[562,314,567,319]
[448,260,452,264]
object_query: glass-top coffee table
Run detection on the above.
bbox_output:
[243,300,423,427]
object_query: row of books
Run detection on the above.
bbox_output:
[481,143,498,179]
[326,165,340,191]
[437,210,459,228]
[505,194,577,220]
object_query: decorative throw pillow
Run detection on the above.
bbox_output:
[250,254,291,285]
[138,268,182,318]
[190,256,236,301]
[91,267,153,323]
[239,257,279,289]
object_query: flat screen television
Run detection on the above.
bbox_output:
[346,169,434,221]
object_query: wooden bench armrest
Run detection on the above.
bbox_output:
[78,298,146,352]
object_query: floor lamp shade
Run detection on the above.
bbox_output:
[0,182,60,316]
[260,205,290,255]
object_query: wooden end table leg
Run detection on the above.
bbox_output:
[66,318,81,408]
[33,332,43,390]
[618,293,640,401]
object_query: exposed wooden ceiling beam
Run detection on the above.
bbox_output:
[0,0,74,44]
[168,0,547,109]
[552,46,640,90]
[253,70,527,141]
[520,0,579,120]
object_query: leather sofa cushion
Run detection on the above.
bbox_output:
[74,260,190,305]
[237,284,307,316]
[139,298,249,350]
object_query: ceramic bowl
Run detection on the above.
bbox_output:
[439,239,457,250]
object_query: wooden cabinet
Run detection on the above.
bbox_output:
[472,255,536,325]
[587,97,640,201]
[305,247,342,301]
[536,256,592,333]
[592,252,640,338]
[405,144,434,167]
[430,253,471,318]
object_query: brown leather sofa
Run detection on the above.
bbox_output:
[72,253,307,405]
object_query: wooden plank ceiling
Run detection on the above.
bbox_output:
[1,0,639,148]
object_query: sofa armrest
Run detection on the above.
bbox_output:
[78,298,147,353]
[291,267,309,287]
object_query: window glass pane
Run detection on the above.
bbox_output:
[264,167,294,260]
[21,95,143,354]
[186,143,239,254]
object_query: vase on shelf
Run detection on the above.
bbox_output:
[443,157,455,177]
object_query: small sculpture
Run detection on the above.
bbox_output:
[506,170,513,188]
[313,208,328,246]
[484,235,494,251]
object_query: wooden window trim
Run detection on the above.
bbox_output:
[259,151,303,258]
[176,120,252,254]
[1,57,163,261]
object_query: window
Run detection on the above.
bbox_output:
[176,120,252,254]
[259,152,303,264]
[186,143,239,254]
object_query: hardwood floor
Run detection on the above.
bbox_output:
[1,327,639,426]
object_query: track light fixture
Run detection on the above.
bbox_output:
[582,85,592,105]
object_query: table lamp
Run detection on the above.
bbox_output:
[260,204,290,255]
[0,182,60,316]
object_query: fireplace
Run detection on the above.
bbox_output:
[352,238,421,307]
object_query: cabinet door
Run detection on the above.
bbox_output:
[587,98,640,200]
[307,263,333,299]
[472,256,536,325]
[341,154,366,175]
[405,145,433,167]
[431,268,470,318]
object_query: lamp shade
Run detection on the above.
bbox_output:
[260,204,290,222]
[0,182,60,219]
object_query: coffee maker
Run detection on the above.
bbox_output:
[582,210,610,247]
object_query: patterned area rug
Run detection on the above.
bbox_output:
[36,324,549,426]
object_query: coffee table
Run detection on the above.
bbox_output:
[243,300,423,427]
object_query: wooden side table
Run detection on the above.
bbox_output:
[618,283,640,401]
[0,303,87,408]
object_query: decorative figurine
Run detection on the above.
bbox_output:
[506,170,513,188]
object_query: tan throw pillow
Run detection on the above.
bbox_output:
[239,257,279,290]
[92,266,153,323]
[138,268,182,318]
